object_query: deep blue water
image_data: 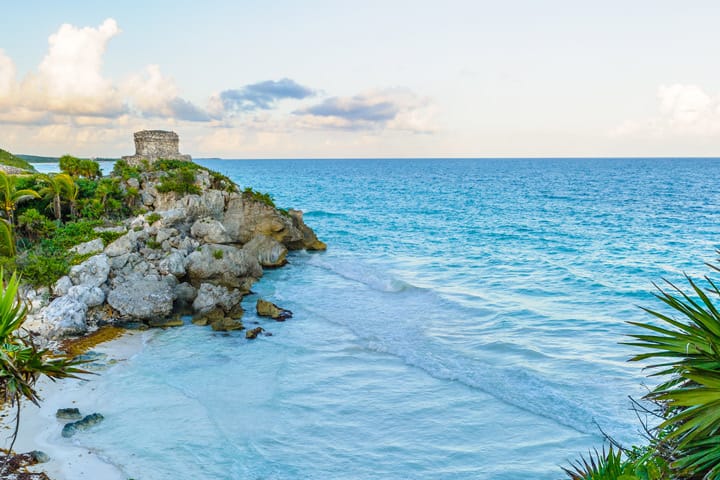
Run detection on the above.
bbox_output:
[36,158,720,479]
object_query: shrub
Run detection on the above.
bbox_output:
[17,208,56,241]
[156,168,200,195]
[242,187,275,208]
[213,249,224,259]
[112,159,142,180]
[146,240,162,250]
[145,212,162,224]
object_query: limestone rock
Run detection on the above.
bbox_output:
[69,238,104,256]
[243,234,288,267]
[210,317,244,332]
[192,283,242,315]
[44,296,88,338]
[186,244,262,289]
[158,250,187,277]
[52,276,73,297]
[67,284,105,308]
[105,231,139,257]
[107,279,175,320]
[256,299,293,321]
[190,217,231,244]
[69,254,110,288]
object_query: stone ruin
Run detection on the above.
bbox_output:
[121,130,192,167]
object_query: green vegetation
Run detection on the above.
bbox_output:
[0,149,35,171]
[564,258,720,480]
[0,154,240,288]
[213,249,224,259]
[242,187,275,208]
[0,270,87,460]
[146,239,162,250]
[145,212,162,224]
[156,168,200,195]
[112,159,141,180]
[59,155,101,179]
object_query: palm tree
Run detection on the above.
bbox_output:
[0,171,40,226]
[0,270,86,466]
[38,173,76,221]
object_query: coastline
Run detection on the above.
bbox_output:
[2,330,154,480]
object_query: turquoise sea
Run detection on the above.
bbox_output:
[34,158,720,479]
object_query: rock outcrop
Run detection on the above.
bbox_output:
[23,131,324,341]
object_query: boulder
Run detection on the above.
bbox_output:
[192,283,242,315]
[245,327,264,340]
[155,227,177,244]
[53,276,73,297]
[69,238,104,256]
[190,217,231,244]
[157,208,187,227]
[243,234,288,267]
[107,279,175,320]
[104,231,140,257]
[158,250,187,277]
[186,244,262,289]
[56,408,82,420]
[222,194,296,244]
[256,299,293,321]
[61,413,104,438]
[177,190,225,220]
[44,296,88,338]
[210,316,244,332]
[69,254,110,288]
[286,210,327,251]
[66,284,105,308]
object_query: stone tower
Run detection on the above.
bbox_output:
[121,130,192,166]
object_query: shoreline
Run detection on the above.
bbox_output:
[2,330,154,480]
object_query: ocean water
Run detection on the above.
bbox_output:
[37,158,720,479]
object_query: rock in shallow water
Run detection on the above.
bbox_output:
[245,327,264,339]
[55,408,82,420]
[256,299,293,321]
[61,413,104,438]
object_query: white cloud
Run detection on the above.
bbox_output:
[0,49,16,96]
[614,84,720,138]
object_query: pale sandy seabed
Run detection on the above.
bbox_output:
[1,330,154,480]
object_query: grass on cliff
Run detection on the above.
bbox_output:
[0,149,35,172]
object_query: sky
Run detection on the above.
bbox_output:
[1,1,720,158]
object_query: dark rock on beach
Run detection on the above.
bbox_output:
[55,408,82,420]
[61,413,105,438]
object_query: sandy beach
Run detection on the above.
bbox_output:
[1,330,155,480]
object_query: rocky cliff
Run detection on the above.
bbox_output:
[22,159,325,341]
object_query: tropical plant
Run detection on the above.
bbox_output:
[16,208,55,242]
[625,261,720,479]
[0,270,87,460]
[0,171,40,226]
[38,173,76,220]
[563,446,638,480]
[0,219,15,257]
[59,155,100,179]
